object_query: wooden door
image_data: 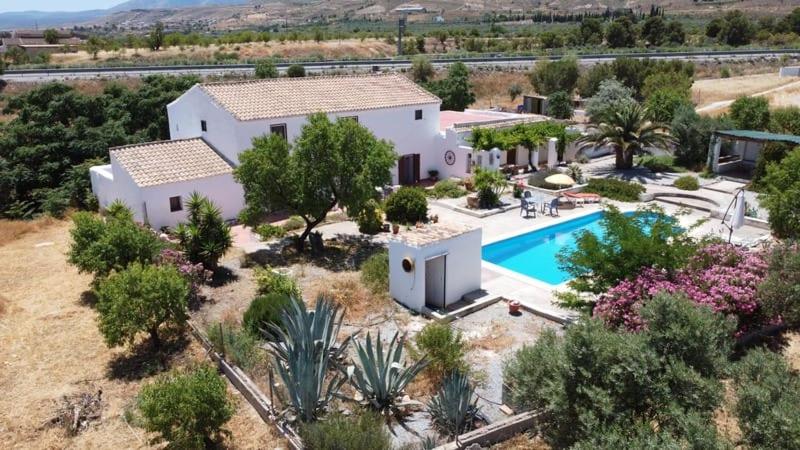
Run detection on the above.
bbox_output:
[413,154,420,183]
[506,148,517,166]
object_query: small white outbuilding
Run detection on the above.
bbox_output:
[388,223,482,313]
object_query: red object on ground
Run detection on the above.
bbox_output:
[509,300,521,314]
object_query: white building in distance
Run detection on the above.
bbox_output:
[90,73,553,230]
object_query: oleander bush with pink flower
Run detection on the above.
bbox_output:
[594,243,769,333]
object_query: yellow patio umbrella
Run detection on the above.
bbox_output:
[544,173,576,189]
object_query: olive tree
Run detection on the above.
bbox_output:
[96,263,189,349]
[235,113,396,251]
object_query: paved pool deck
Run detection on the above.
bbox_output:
[301,195,770,321]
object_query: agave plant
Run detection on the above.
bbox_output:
[428,371,480,438]
[266,296,351,422]
[347,331,428,416]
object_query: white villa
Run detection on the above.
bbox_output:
[90,73,559,229]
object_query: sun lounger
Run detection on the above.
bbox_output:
[564,192,602,204]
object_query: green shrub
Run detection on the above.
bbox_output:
[674,175,700,191]
[546,90,574,119]
[207,322,260,370]
[428,179,467,199]
[413,322,467,381]
[299,411,391,450]
[758,147,800,239]
[253,267,301,298]
[637,155,680,173]
[242,293,295,337]
[503,294,731,448]
[357,199,384,235]
[720,66,731,78]
[136,365,234,449]
[733,349,800,450]
[361,251,389,294]
[286,64,306,77]
[384,187,428,224]
[474,167,506,209]
[255,223,286,241]
[582,178,645,202]
[758,242,800,328]
[174,193,232,269]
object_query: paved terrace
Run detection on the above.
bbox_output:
[300,193,770,321]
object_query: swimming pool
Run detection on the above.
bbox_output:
[482,211,634,285]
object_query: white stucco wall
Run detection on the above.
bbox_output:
[89,164,117,210]
[139,174,245,230]
[167,86,442,184]
[167,86,242,164]
[388,228,482,313]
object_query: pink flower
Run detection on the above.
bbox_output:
[594,243,769,334]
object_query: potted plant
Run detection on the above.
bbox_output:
[509,300,521,314]
[428,169,439,182]
[392,223,400,234]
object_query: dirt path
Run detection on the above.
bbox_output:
[694,74,800,115]
[0,220,281,449]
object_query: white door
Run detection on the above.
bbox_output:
[425,254,447,309]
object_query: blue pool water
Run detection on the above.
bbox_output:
[482,211,636,285]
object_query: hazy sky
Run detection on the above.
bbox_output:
[0,1,121,13]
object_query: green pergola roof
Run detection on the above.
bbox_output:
[715,130,800,145]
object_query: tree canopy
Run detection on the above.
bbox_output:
[424,62,475,111]
[758,147,800,239]
[234,113,396,250]
[96,262,189,349]
[528,56,580,96]
[0,75,198,219]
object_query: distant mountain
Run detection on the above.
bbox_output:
[0,10,108,29]
[110,0,249,12]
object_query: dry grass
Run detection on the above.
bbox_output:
[309,271,387,322]
[469,321,515,352]
[471,70,531,111]
[48,39,396,67]
[491,433,550,449]
[0,220,283,448]
[692,73,798,107]
[0,216,59,247]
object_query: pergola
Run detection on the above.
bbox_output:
[708,130,800,177]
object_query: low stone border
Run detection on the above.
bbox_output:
[431,197,520,218]
[187,321,304,450]
[649,192,721,213]
[422,293,503,322]
[433,410,548,450]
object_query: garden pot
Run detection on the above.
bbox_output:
[392,224,400,234]
[509,300,521,314]
[431,215,439,223]
[467,194,479,209]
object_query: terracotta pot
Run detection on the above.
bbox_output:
[509,300,521,314]
[392,224,400,234]
[466,194,479,209]
[432,215,439,223]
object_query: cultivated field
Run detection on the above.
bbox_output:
[0,219,283,449]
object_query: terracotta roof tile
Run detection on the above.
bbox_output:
[111,139,232,187]
[198,73,440,121]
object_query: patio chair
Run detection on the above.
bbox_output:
[547,197,560,216]
[520,191,536,218]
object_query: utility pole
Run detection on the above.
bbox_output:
[398,14,406,55]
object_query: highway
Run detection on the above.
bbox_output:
[3,48,799,82]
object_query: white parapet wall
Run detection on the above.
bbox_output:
[388,223,482,313]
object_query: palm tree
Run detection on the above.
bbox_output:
[175,193,232,270]
[578,103,674,170]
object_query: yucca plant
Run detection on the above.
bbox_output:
[347,331,428,416]
[175,192,232,270]
[266,296,351,422]
[428,371,480,438]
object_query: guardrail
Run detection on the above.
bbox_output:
[5,48,800,76]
